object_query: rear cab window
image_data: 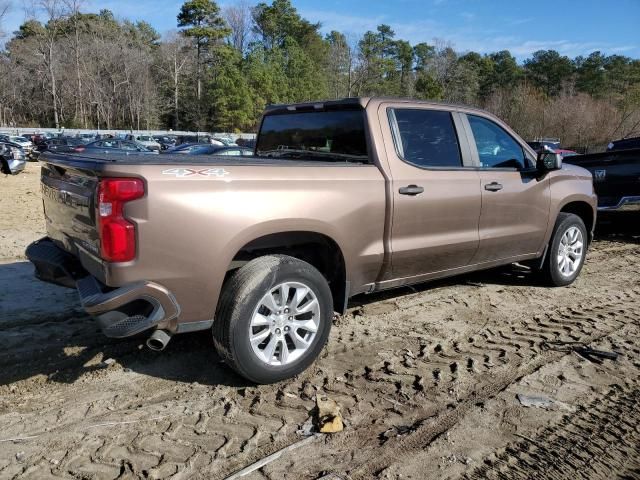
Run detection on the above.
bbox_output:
[256,109,369,163]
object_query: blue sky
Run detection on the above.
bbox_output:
[3,0,639,61]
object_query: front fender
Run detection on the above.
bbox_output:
[543,165,597,246]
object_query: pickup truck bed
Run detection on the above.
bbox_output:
[41,151,365,166]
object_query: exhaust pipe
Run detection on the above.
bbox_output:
[146,329,172,351]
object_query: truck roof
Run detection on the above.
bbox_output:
[264,97,491,116]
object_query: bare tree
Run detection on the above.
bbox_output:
[0,1,11,38]
[156,31,191,130]
[63,0,86,127]
[223,0,253,54]
[25,0,66,128]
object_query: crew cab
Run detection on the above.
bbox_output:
[27,98,596,383]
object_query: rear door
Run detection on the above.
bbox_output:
[461,113,550,263]
[379,103,482,279]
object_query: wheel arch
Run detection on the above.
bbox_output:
[558,200,595,242]
[226,230,348,315]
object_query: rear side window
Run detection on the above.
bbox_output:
[390,109,462,168]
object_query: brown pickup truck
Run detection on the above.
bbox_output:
[27,98,596,383]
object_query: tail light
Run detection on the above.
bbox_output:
[97,178,145,262]
[73,146,85,152]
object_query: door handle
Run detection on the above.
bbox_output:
[399,184,424,196]
[484,182,503,192]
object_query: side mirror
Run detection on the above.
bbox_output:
[537,151,562,171]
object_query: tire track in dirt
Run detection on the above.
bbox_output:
[1,239,639,479]
[254,286,640,480]
[464,381,640,480]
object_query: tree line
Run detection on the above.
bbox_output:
[1,0,639,150]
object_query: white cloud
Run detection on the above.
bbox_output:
[299,10,638,60]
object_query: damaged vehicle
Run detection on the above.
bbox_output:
[26,98,596,383]
[0,142,26,175]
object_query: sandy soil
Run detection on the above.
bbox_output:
[1,163,639,479]
[0,164,47,260]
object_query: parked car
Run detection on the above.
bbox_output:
[564,148,640,212]
[554,148,579,158]
[236,137,256,148]
[76,133,97,144]
[153,135,177,151]
[73,139,158,155]
[527,140,561,153]
[0,135,35,158]
[0,142,26,175]
[175,135,212,145]
[38,137,85,153]
[607,136,640,151]
[125,134,162,152]
[165,144,253,156]
[26,97,596,384]
[212,136,238,146]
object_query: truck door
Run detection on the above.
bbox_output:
[379,104,482,279]
[461,113,550,263]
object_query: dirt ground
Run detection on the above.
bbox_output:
[1,163,639,480]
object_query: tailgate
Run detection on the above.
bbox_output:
[41,161,101,257]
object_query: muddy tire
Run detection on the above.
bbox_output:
[213,255,333,384]
[540,213,588,287]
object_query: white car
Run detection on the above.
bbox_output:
[126,134,161,152]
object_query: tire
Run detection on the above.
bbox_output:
[213,255,333,384]
[540,213,588,286]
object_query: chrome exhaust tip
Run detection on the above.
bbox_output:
[146,329,172,351]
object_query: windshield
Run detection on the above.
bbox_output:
[256,109,368,162]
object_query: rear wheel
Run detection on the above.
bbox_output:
[213,255,333,384]
[540,213,588,286]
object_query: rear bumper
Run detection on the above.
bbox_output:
[1,157,26,175]
[26,238,181,338]
[598,196,640,212]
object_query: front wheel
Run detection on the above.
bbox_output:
[540,213,588,286]
[213,255,333,384]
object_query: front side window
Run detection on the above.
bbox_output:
[467,115,526,170]
[390,108,462,168]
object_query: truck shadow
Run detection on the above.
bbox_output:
[0,261,251,388]
[594,213,640,243]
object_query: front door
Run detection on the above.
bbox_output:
[463,113,550,263]
[380,104,482,279]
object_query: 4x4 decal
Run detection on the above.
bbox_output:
[162,168,230,178]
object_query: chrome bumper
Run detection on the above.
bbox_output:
[598,196,640,212]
